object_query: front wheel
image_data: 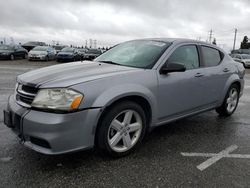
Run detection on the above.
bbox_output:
[97,101,147,157]
[10,54,15,60]
[216,84,239,116]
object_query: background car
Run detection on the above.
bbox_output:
[3,39,245,157]
[28,46,56,61]
[0,44,28,60]
[231,53,250,68]
[53,45,68,54]
[56,47,81,62]
[78,48,88,60]
[84,48,102,60]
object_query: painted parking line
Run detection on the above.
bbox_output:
[181,145,250,171]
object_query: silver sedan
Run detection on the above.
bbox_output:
[4,38,245,157]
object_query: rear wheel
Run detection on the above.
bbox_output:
[97,101,147,157]
[216,84,239,116]
[23,53,28,59]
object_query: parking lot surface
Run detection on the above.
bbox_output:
[1,59,250,187]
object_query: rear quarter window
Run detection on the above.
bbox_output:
[201,46,222,67]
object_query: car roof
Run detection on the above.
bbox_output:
[130,38,225,52]
[133,38,212,45]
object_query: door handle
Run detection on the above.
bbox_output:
[194,73,204,77]
[223,68,230,72]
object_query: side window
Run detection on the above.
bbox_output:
[201,46,222,67]
[167,45,199,70]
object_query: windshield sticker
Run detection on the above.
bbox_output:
[147,41,166,47]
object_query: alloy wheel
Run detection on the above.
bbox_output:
[226,87,238,113]
[10,54,14,60]
[107,110,142,153]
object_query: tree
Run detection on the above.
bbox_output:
[240,36,249,49]
[212,38,217,45]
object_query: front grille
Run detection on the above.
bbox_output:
[16,84,38,107]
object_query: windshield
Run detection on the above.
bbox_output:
[0,45,13,50]
[54,46,64,50]
[79,49,87,52]
[32,46,48,51]
[242,54,250,59]
[95,40,171,68]
[61,47,74,52]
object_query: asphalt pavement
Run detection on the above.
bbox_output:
[0,59,250,188]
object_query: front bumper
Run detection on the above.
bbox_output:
[0,54,11,59]
[28,56,46,61]
[245,62,250,67]
[4,95,101,155]
[57,56,74,61]
[84,55,97,60]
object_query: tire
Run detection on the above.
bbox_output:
[23,53,28,59]
[10,54,15,60]
[216,84,239,116]
[97,101,147,157]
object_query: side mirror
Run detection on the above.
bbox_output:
[160,62,186,74]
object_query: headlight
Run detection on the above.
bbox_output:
[2,52,10,55]
[31,88,83,111]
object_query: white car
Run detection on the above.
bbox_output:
[231,54,250,68]
[28,46,56,61]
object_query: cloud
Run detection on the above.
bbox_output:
[0,0,249,50]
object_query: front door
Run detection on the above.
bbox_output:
[157,44,208,122]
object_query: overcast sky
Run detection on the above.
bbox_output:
[0,0,250,50]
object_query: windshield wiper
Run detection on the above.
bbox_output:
[98,60,121,66]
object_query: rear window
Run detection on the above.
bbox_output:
[201,46,222,67]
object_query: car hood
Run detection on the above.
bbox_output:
[29,51,47,55]
[17,61,141,88]
[58,52,74,55]
[0,50,13,53]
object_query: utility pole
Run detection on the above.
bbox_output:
[89,39,92,48]
[233,28,237,51]
[209,29,213,43]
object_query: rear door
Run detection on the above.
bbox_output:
[199,45,230,105]
[15,46,24,58]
